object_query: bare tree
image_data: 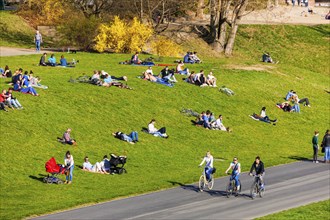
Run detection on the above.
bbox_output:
[196,0,205,19]
[69,0,114,18]
[208,0,249,56]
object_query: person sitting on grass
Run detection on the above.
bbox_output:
[1,65,12,78]
[176,61,190,75]
[191,52,201,63]
[148,119,168,138]
[112,131,139,144]
[13,80,39,96]
[48,54,56,66]
[185,71,196,84]
[131,52,142,64]
[289,92,311,107]
[0,90,9,112]
[11,68,23,85]
[82,156,104,174]
[194,111,205,126]
[202,110,212,129]
[194,70,207,87]
[102,74,132,89]
[159,66,177,83]
[29,73,48,89]
[21,71,31,87]
[100,155,111,173]
[212,115,229,131]
[206,71,217,87]
[39,53,48,66]
[183,52,194,64]
[262,52,278,64]
[6,88,23,109]
[57,128,77,145]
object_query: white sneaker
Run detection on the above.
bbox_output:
[315,161,319,163]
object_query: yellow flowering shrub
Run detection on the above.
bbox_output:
[94,16,153,53]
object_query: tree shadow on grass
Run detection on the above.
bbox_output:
[29,174,48,183]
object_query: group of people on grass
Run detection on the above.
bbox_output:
[185,70,217,87]
[183,51,202,64]
[141,66,177,86]
[89,70,132,89]
[276,90,311,113]
[194,110,230,131]
[39,53,76,67]
[0,66,49,111]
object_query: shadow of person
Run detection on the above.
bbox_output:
[167,181,200,193]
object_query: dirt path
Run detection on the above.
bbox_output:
[0,47,53,57]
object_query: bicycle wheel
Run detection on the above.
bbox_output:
[226,182,232,198]
[207,176,214,190]
[199,175,205,192]
[250,183,257,199]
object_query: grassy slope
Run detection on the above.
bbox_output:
[256,200,330,220]
[0,11,36,48]
[0,24,329,219]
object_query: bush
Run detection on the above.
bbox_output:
[57,16,101,50]
[94,16,153,53]
[151,36,182,57]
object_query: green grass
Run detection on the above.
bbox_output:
[0,24,329,220]
[256,200,330,220]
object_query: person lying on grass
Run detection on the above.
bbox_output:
[13,80,39,96]
[102,74,132,90]
[112,131,139,144]
[288,92,311,107]
[100,70,127,81]
[57,128,77,145]
[148,119,169,138]
[251,107,277,124]
[276,102,293,112]
[82,156,105,174]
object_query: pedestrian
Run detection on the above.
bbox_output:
[312,131,319,163]
[321,130,330,163]
[292,0,296,6]
[64,151,74,184]
[34,30,43,52]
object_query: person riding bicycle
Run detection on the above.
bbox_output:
[199,151,214,182]
[249,156,265,189]
[225,157,241,191]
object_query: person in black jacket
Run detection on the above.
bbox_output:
[249,156,265,188]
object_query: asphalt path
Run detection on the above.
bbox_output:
[0,47,51,57]
[34,161,330,220]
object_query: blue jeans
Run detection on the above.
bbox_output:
[36,40,41,51]
[123,131,138,142]
[325,147,330,161]
[10,99,22,108]
[178,68,189,75]
[293,104,300,113]
[205,166,213,181]
[66,165,74,181]
[230,173,240,187]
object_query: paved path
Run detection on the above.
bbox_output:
[0,47,52,57]
[34,161,330,220]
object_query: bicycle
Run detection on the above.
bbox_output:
[226,173,241,198]
[198,167,214,192]
[250,174,265,199]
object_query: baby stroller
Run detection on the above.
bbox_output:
[109,154,127,174]
[43,157,68,184]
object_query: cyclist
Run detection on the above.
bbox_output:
[199,151,214,182]
[249,156,265,189]
[225,157,241,191]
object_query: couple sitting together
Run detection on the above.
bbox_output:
[82,155,110,174]
[141,66,176,87]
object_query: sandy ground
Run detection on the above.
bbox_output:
[242,5,330,25]
[0,47,53,57]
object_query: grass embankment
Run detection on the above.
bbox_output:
[0,24,329,219]
[257,200,330,220]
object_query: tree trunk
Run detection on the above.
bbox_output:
[225,0,248,56]
[196,0,205,19]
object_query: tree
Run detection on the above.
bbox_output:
[208,0,249,56]
[196,0,205,19]
[68,0,114,18]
